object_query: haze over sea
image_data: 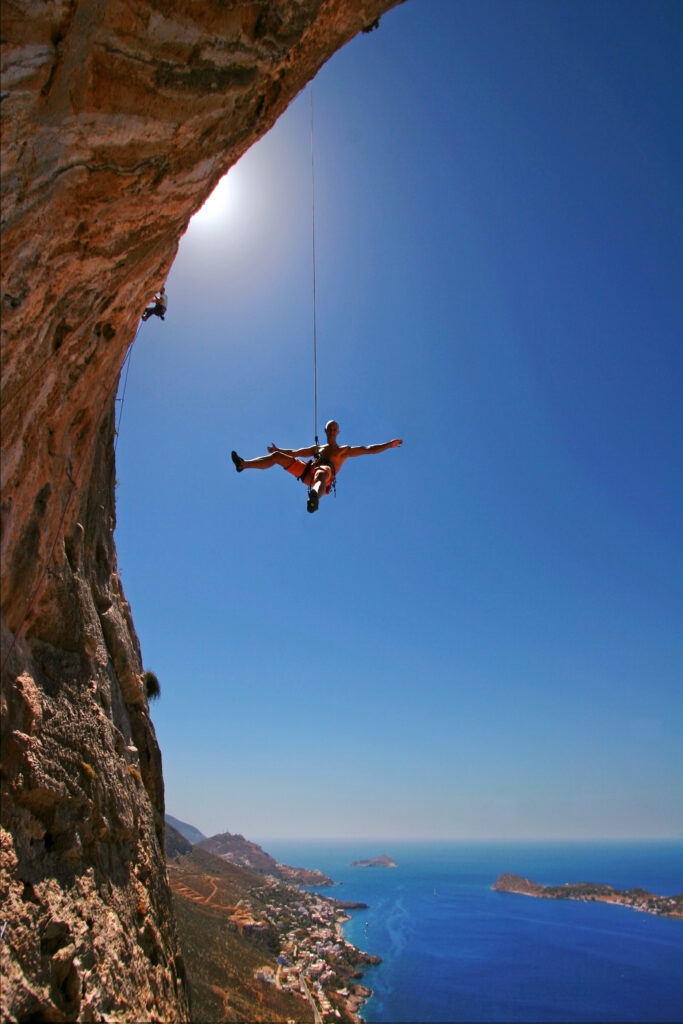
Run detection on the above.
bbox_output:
[262,840,683,1023]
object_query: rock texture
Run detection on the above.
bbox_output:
[0,1,401,1019]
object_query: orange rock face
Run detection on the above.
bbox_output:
[0,1,400,1019]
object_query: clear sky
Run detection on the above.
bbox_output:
[114,0,683,842]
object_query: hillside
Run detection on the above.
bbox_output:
[198,830,335,887]
[166,825,380,1023]
[166,814,207,846]
[166,826,312,1023]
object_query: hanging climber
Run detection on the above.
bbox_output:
[142,286,167,321]
[231,420,403,513]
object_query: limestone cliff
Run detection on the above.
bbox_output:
[0,1,401,1019]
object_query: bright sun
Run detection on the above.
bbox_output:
[189,171,240,233]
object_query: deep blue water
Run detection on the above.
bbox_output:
[261,840,683,1023]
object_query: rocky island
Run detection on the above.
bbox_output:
[351,854,397,868]
[492,873,683,919]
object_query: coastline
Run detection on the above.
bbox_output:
[262,840,683,1024]
[331,907,380,1022]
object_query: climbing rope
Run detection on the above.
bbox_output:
[114,324,140,455]
[307,91,336,503]
[310,87,319,451]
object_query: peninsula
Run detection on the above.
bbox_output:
[351,854,397,868]
[492,873,683,919]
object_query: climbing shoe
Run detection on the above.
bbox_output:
[307,490,319,514]
[231,451,244,473]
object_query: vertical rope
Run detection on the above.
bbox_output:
[310,87,319,449]
[114,323,140,455]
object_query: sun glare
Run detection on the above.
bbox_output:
[189,171,240,233]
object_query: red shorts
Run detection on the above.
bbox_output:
[285,459,334,494]
[284,458,308,481]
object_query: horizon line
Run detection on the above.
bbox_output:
[249,835,683,844]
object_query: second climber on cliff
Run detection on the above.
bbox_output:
[142,286,167,322]
[231,419,402,514]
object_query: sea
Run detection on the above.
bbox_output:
[261,840,683,1023]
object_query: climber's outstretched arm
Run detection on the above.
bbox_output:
[344,439,403,458]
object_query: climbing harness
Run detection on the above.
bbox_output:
[302,453,336,498]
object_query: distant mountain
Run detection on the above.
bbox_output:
[197,830,334,886]
[165,814,206,845]
[165,822,193,858]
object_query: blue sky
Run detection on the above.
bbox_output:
[115,0,683,842]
